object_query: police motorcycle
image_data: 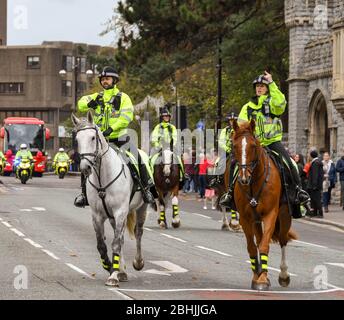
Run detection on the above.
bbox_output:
[15,158,33,184]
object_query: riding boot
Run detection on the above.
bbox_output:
[74,173,89,208]
[219,160,236,210]
[138,164,156,204]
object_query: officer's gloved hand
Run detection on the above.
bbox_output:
[103,127,113,137]
[87,99,98,110]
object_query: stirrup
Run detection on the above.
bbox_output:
[142,189,155,204]
[219,191,234,208]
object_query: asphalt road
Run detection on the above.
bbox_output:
[0,175,343,300]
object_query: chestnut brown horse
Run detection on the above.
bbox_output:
[231,119,297,291]
[152,146,181,229]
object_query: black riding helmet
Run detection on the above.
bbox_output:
[252,74,270,89]
[98,66,119,89]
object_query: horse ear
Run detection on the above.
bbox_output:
[232,119,239,132]
[87,110,94,124]
[71,113,80,127]
[250,119,256,133]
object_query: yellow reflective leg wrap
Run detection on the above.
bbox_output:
[260,254,268,273]
[172,205,179,218]
[250,257,257,272]
[160,211,165,220]
[112,254,120,271]
[101,259,110,270]
[231,210,237,220]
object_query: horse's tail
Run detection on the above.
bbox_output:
[271,218,298,243]
[127,210,136,240]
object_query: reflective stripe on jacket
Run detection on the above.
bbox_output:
[151,122,177,148]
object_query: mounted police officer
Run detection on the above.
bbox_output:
[74,66,155,207]
[151,106,185,182]
[220,71,311,215]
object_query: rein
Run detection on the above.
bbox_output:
[76,125,124,220]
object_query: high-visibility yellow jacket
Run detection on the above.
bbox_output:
[151,121,177,148]
[219,126,232,153]
[238,81,286,146]
[78,86,133,140]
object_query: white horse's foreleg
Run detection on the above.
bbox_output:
[221,208,230,231]
[171,195,180,228]
[106,213,127,287]
[278,246,290,287]
[133,205,146,271]
[92,214,111,273]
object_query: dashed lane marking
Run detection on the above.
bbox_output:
[10,228,25,237]
[65,263,94,279]
[189,212,212,219]
[42,249,60,260]
[32,207,46,211]
[1,221,12,228]
[160,233,187,243]
[108,288,134,300]
[196,245,233,257]
[23,238,43,248]
[325,262,344,269]
[293,240,328,249]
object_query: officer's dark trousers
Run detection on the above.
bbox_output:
[268,141,301,186]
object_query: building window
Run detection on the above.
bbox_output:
[77,81,86,95]
[62,56,73,72]
[27,56,40,69]
[62,80,72,97]
[0,83,24,94]
[79,57,86,73]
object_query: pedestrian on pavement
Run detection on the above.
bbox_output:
[182,151,194,193]
[335,153,344,210]
[198,152,212,200]
[294,153,307,190]
[322,152,337,212]
[307,150,324,217]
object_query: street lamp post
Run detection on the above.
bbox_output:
[216,35,223,153]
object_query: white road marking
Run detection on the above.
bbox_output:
[108,288,134,300]
[293,240,328,249]
[189,212,211,219]
[143,227,152,232]
[144,260,188,276]
[10,228,25,237]
[245,261,297,277]
[160,233,187,243]
[20,209,33,212]
[65,263,94,279]
[325,263,344,269]
[1,221,12,228]
[32,207,46,211]
[42,249,60,260]
[323,282,344,290]
[196,245,232,257]
[23,238,43,248]
[116,287,344,294]
[0,217,3,221]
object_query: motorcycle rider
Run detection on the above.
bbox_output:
[219,71,312,217]
[53,148,70,171]
[74,66,156,207]
[14,144,34,178]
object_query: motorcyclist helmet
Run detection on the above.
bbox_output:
[59,148,64,152]
[20,144,27,150]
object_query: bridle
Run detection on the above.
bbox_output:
[234,133,271,223]
[76,125,125,220]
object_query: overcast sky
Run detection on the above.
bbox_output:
[7,0,119,46]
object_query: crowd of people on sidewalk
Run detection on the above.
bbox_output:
[293,149,344,218]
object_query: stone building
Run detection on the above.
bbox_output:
[0,41,101,155]
[285,0,344,159]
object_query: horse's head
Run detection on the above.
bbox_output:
[71,111,106,175]
[232,119,259,185]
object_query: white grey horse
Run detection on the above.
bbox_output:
[72,111,147,287]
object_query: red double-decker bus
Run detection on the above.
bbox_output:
[0,117,51,176]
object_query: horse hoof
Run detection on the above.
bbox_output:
[251,281,270,291]
[118,272,128,282]
[105,278,119,287]
[230,223,242,232]
[221,223,230,231]
[172,220,180,228]
[133,259,144,271]
[159,221,167,229]
[278,275,290,287]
